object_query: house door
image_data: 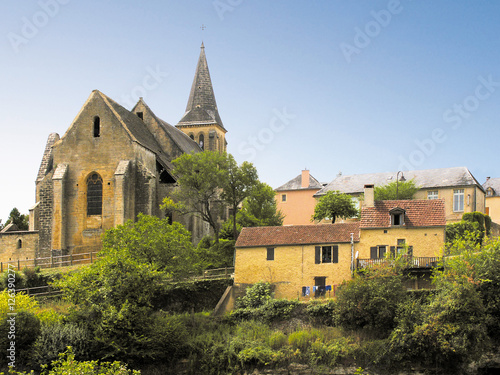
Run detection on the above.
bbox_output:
[314,276,326,297]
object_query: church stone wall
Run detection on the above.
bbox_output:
[37,171,54,258]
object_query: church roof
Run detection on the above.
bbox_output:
[132,98,201,155]
[315,167,483,197]
[177,43,225,130]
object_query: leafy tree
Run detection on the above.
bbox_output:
[312,191,358,224]
[220,154,259,240]
[4,207,29,230]
[101,214,197,279]
[54,215,197,362]
[445,211,492,249]
[374,179,418,201]
[162,151,228,243]
[239,182,284,227]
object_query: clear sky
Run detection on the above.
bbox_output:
[1,1,499,222]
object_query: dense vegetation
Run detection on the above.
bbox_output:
[3,232,500,374]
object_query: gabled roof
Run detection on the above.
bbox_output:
[131,98,201,155]
[315,167,483,197]
[235,223,360,248]
[360,199,446,228]
[276,173,323,191]
[483,178,500,197]
[177,43,225,130]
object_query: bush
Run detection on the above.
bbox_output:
[0,310,41,368]
[32,322,93,368]
[335,266,406,336]
[236,281,272,309]
[307,299,338,326]
[145,312,188,362]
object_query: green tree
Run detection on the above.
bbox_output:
[220,154,259,240]
[312,191,358,224]
[54,215,196,362]
[374,179,418,201]
[4,207,29,230]
[162,151,228,243]
[239,182,284,227]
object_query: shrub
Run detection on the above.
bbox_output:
[32,322,93,368]
[307,299,338,326]
[335,266,406,335]
[236,281,272,309]
[0,310,41,368]
[288,329,322,351]
[0,291,38,316]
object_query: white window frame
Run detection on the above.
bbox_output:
[427,191,439,200]
[453,189,465,212]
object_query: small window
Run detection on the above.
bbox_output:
[267,247,275,261]
[322,246,332,263]
[453,189,465,212]
[390,207,405,226]
[136,112,144,120]
[281,194,287,202]
[17,239,22,249]
[370,245,386,259]
[427,191,439,200]
[189,134,194,140]
[397,239,406,254]
[93,116,100,137]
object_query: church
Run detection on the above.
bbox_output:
[0,44,227,261]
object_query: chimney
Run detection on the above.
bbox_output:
[364,184,374,207]
[301,169,310,188]
[487,177,491,181]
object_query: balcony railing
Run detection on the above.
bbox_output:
[357,256,441,270]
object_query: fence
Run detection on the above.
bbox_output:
[198,267,235,280]
[15,285,63,299]
[357,256,441,270]
[0,251,98,272]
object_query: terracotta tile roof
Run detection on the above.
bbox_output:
[235,223,360,248]
[360,199,446,228]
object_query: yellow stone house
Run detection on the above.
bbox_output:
[234,223,360,300]
[234,184,447,301]
[483,177,500,225]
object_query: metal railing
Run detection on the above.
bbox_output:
[0,251,98,272]
[357,256,441,270]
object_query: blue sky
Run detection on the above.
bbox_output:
[1,1,499,222]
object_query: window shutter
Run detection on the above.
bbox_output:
[332,245,339,263]
[267,247,274,261]
[315,246,321,264]
[370,247,378,259]
[390,246,396,257]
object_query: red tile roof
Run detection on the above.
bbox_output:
[235,223,360,248]
[360,199,446,228]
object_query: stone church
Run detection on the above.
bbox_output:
[0,44,227,261]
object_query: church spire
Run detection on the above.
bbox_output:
[177,43,225,130]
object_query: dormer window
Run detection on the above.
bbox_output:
[93,116,100,137]
[487,188,494,197]
[390,207,405,226]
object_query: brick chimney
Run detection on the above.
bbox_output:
[301,170,310,188]
[364,184,374,207]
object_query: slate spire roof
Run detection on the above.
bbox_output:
[177,43,225,130]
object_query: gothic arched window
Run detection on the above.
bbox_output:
[87,172,103,215]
